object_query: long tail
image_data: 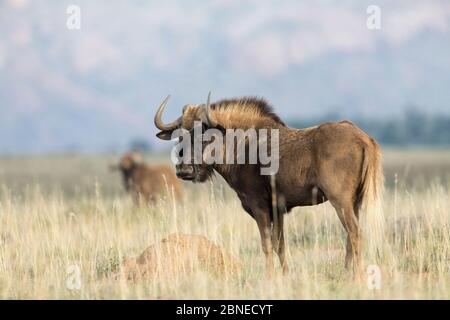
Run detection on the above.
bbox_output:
[358,139,385,258]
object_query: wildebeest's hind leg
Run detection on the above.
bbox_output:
[272,212,289,274]
[346,205,360,269]
[331,202,362,273]
[318,183,362,271]
[315,148,364,273]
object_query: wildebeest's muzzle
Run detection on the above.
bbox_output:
[175,164,196,181]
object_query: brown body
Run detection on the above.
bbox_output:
[154,96,384,275]
[114,153,183,205]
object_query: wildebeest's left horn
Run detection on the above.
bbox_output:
[154,95,182,131]
[203,92,218,127]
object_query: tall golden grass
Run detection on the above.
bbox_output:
[0,150,449,299]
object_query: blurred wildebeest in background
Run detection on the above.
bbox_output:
[154,94,384,276]
[111,152,183,205]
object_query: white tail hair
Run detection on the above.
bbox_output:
[359,140,385,260]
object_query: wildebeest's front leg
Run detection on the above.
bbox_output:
[252,207,275,277]
[272,212,288,274]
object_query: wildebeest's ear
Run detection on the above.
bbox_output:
[215,124,226,135]
[156,130,174,140]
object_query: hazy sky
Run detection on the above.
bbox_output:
[1,0,450,153]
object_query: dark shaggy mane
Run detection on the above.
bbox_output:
[211,97,286,126]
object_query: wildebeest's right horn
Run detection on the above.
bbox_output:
[203,92,218,127]
[154,95,182,131]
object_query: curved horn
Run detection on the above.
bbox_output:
[154,95,182,131]
[203,91,218,127]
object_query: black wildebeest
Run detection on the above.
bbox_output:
[154,94,383,275]
[111,152,183,205]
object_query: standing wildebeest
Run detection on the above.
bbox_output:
[112,152,183,205]
[154,94,383,275]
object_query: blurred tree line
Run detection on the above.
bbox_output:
[289,108,450,146]
[129,138,153,152]
[126,108,450,152]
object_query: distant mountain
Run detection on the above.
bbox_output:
[1,0,449,154]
